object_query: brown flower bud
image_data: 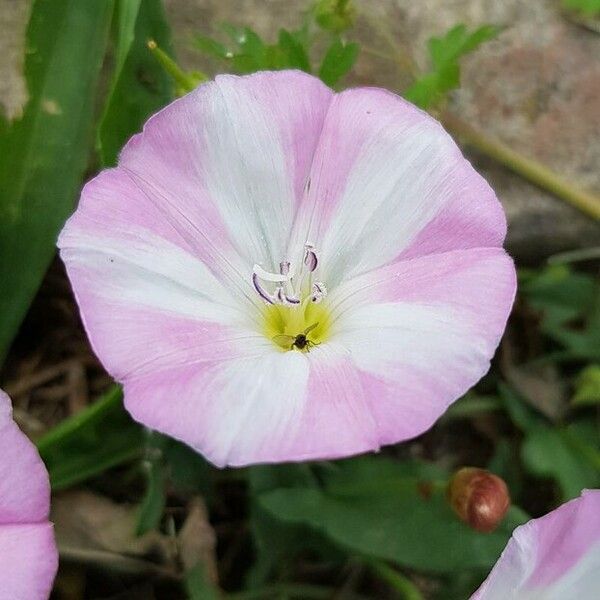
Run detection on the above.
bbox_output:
[447,467,510,533]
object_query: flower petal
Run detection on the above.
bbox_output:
[472,490,600,599]
[124,342,378,467]
[330,248,516,445]
[118,70,332,273]
[59,224,267,379]
[0,391,50,524]
[288,87,505,286]
[0,523,58,600]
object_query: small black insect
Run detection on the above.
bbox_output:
[273,322,319,352]
[292,333,308,350]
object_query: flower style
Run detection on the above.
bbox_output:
[473,489,600,599]
[59,70,515,467]
[0,390,58,599]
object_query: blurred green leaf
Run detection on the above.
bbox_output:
[278,29,311,72]
[572,365,600,405]
[113,0,142,75]
[405,24,499,109]
[522,421,600,500]
[246,464,323,588]
[37,386,145,490]
[259,457,525,573]
[563,0,600,15]
[521,265,600,361]
[498,382,540,432]
[193,33,232,60]
[314,0,356,33]
[185,562,221,600]
[0,0,114,364]
[164,438,212,496]
[193,23,360,82]
[98,0,174,166]
[318,38,360,87]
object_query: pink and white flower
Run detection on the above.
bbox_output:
[0,390,58,599]
[473,489,600,599]
[58,70,515,467]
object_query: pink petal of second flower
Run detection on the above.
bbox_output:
[0,391,51,524]
[472,490,600,599]
[0,523,58,600]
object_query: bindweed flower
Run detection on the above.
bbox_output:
[473,489,600,599]
[59,70,515,467]
[448,467,510,533]
[0,390,57,599]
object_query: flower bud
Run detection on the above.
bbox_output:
[447,467,510,533]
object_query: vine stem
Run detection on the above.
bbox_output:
[366,560,424,600]
[440,111,600,221]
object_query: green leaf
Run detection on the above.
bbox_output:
[246,464,322,588]
[113,0,142,76]
[164,438,213,496]
[278,29,311,72]
[231,27,268,73]
[405,23,499,109]
[428,24,498,69]
[572,365,600,405]
[314,0,356,33]
[37,386,145,490]
[318,38,360,87]
[563,0,600,15]
[98,0,174,166]
[498,382,540,432]
[259,457,525,573]
[184,562,220,600]
[522,422,600,500]
[0,0,114,364]
[193,33,232,60]
[521,265,600,361]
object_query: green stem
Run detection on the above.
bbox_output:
[441,111,600,221]
[147,39,203,93]
[367,560,423,600]
[36,385,122,453]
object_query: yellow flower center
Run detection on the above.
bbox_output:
[263,301,332,352]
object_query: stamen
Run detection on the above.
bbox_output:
[252,246,327,306]
[252,272,275,305]
[311,282,327,303]
[304,244,318,272]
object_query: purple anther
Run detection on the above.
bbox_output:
[279,261,290,276]
[304,246,318,272]
[252,272,274,305]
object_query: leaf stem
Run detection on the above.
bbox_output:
[147,39,204,93]
[366,560,423,600]
[440,111,600,221]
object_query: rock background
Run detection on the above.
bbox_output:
[164,0,600,262]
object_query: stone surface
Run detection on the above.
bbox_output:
[164,0,600,262]
[0,0,30,120]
